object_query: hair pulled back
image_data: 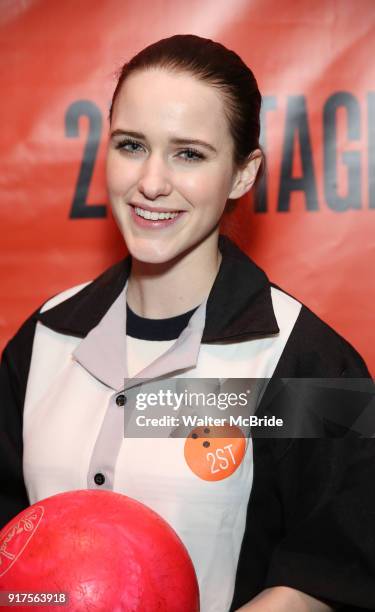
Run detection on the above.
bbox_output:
[109,34,263,170]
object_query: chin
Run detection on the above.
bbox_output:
[125,239,181,266]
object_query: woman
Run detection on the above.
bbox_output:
[1,35,374,611]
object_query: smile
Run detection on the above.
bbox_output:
[129,204,185,229]
[134,207,179,220]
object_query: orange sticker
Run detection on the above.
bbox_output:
[184,425,246,481]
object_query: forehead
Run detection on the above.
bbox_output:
[111,68,231,145]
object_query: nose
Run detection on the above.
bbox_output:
[137,153,172,200]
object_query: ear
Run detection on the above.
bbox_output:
[229,149,263,199]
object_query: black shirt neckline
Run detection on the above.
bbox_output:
[126,302,199,341]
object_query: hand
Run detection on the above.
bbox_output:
[235,586,335,612]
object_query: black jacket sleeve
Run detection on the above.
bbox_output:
[264,438,375,610]
[231,307,375,611]
[0,311,39,529]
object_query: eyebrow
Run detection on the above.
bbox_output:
[110,129,218,153]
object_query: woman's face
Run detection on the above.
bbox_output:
[106,68,257,264]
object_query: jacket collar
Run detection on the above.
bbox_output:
[37,234,279,342]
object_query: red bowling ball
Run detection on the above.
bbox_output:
[0,490,200,611]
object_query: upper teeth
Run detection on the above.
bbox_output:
[134,207,179,220]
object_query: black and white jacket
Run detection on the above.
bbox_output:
[0,235,374,611]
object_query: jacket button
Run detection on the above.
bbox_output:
[116,394,126,406]
[94,473,105,486]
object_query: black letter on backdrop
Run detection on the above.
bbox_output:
[368,92,375,209]
[278,96,318,212]
[66,101,107,218]
[323,92,361,211]
[254,96,277,213]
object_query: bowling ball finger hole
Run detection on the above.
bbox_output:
[192,433,198,439]
[203,441,210,448]
[204,428,210,434]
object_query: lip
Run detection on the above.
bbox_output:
[129,204,186,229]
[130,202,184,213]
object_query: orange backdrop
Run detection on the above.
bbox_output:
[1,0,374,373]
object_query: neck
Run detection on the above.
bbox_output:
[126,234,222,318]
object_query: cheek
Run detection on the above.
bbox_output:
[106,155,133,194]
[180,169,232,213]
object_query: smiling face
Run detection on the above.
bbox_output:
[106,68,259,265]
